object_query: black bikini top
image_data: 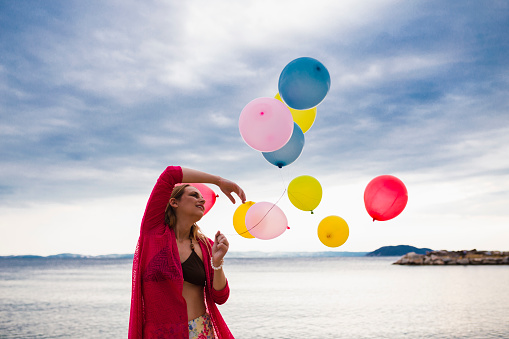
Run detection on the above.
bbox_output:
[181,248,206,286]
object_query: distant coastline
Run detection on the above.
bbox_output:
[0,244,422,259]
[3,245,507,262]
[0,251,369,260]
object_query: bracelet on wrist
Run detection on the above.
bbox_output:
[211,257,224,270]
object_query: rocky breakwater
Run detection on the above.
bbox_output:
[393,250,509,265]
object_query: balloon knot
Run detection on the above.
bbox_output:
[311,211,314,214]
[216,194,219,198]
[287,226,290,229]
[260,112,264,115]
[372,218,375,222]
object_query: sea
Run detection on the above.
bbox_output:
[1,256,508,339]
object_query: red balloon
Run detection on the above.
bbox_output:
[364,175,408,221]
[175,183,217,215]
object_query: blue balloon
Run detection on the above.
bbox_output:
[278,57,331,110]
[262,123,305,168]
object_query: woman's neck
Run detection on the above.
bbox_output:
[175,222,193,242]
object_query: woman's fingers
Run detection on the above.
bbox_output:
[213,231,229,258]
[215,232,229,246]
[219,178,247,204]
[237,187,246,204]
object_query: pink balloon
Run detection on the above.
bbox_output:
[364,175,408,221]
[245,202,288,240]
[239,97,294,152]
[175,183,217,215]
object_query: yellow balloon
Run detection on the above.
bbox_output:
[287,175,322,213]
[317,216,349,247]
[233,201,256,239]
[275,93,316,133]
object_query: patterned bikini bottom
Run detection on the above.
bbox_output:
[188,313,215,339]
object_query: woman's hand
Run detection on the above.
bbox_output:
[211,231,229,266]
[218,178,246,204]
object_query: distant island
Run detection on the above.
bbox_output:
[366,245,432,257]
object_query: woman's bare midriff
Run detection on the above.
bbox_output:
[182,281,206,321]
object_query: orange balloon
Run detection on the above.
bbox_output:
[233,201,256,238]
[317,215,349,247]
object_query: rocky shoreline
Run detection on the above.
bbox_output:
[393,250,509,265]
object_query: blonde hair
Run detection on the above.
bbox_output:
[165,184,212,254]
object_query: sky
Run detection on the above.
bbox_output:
[1,0,508,256]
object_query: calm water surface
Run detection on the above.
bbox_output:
[1,257,508,338]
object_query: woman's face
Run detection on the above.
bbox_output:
[175,186,206,219]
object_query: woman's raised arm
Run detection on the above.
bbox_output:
[181,167,246,204]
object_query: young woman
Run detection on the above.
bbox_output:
[128,166,246,339]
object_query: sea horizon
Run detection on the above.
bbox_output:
[3,243,507,259]
[0,250,371,259]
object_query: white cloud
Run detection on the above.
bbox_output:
[336,53,456,88]
[13,0,407,104]
[207,112,237,128]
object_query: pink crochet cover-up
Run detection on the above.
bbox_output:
[128,166,234,339]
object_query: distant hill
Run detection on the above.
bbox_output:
[366,245,433,257]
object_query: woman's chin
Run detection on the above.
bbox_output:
[194,211,205,221]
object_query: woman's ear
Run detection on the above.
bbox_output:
[169,197,178,208]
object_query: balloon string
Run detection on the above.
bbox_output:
[278,167,287,189]
[240,167,288,235]
[224,168,288,237]
[233,187,287,236]
[286,191,319,210]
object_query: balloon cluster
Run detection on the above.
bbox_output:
[233,57,408,247]
[236,57,333,241]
